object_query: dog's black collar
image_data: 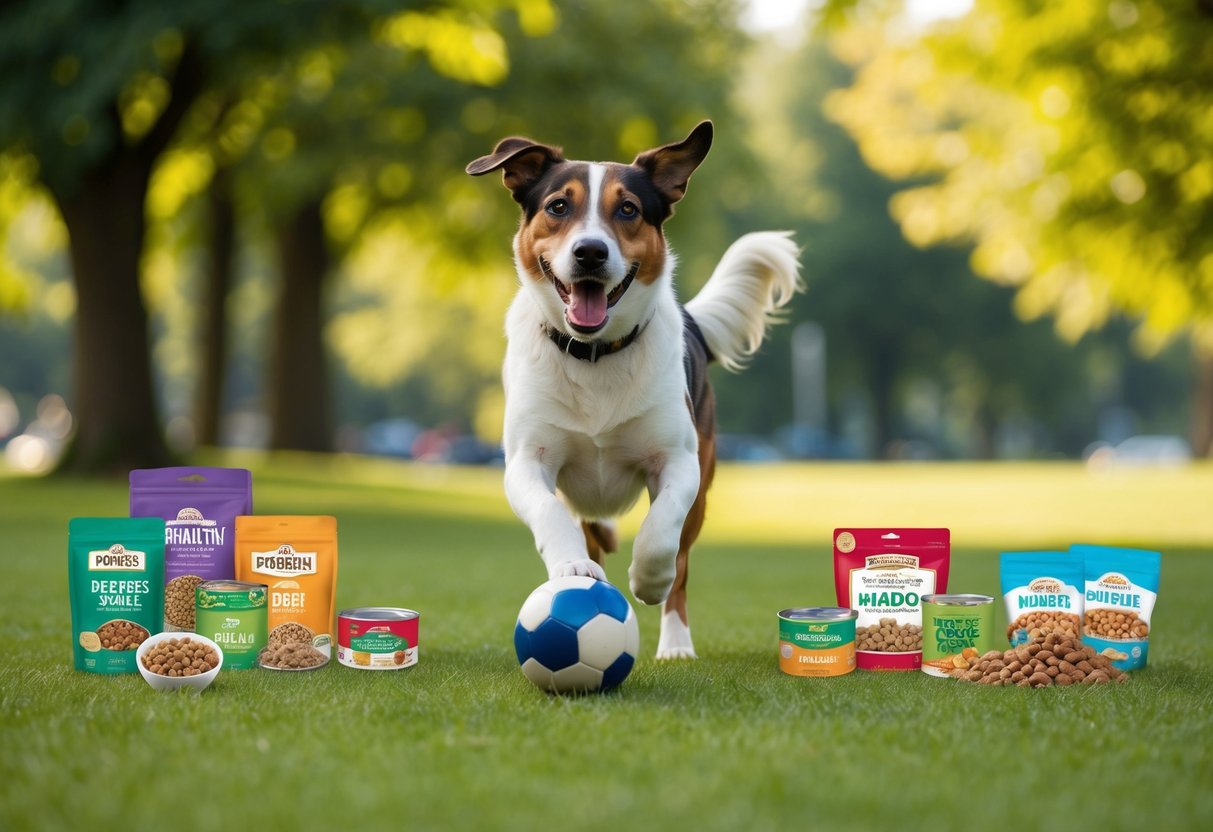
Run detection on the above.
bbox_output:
[543,322,642,363]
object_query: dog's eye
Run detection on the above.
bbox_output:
[618,201,639,219]
[546,199,570,217]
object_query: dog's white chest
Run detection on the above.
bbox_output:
[553,430,651,517]
[552,405,693,516]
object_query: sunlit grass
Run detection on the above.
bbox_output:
[683,461,1213,548]
[1,458,1209,831]
[198,453,1213,547]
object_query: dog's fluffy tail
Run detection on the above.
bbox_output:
[684,231,802,372]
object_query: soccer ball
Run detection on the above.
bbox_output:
[513,576,640,693]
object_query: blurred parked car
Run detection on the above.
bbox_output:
[411,427,503,465]
[1084,435,1191,469]
[362,419,423,459]
[716,434,783,463]
[444,435,504,466]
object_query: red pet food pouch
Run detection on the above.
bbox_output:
[833,528,950,671]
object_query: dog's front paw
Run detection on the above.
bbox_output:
[628,527,678,605]
[548,559,607,582]
[627,557,675,606]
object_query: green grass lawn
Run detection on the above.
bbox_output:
[2,457,1211,831]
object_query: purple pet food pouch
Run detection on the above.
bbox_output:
[129,467,252,630]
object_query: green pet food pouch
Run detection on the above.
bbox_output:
[69,517,165,674]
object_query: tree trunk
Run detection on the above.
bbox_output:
[1191,343,1213,459]
[42,44,203,474]
[268,198,333,452]
[52,160,175,474]
[974,401,998,460]
[871,338,897,459]
[195,167,236,447]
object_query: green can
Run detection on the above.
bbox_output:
[921,594,995,677]
[195,580,267,669]
[778,607,858,677]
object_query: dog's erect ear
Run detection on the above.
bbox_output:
[466,138,565,204]
[632,120,713,206]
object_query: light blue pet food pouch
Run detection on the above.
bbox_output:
[1073,544,1161,672]
[999,551,1084,647]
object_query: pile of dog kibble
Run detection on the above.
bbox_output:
[1084,608,1150,639]
[97,620,150,651]
[163,575,204,629]
[259,642,328,669]
[950,631,1128,686]
[1005,610,1081,642]
[856,617,923,653]
[141,636,220,677]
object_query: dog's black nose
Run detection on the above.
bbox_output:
[573,239,609,271]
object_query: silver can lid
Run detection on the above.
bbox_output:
[922,594,994,606]
[197,580,267,593]
[778,607,858,622]
[339,607,420,621]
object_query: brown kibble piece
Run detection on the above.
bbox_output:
[1028,671,1052,687]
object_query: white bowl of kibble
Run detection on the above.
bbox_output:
[136,632,224,692]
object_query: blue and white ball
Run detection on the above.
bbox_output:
[514,576,640,693]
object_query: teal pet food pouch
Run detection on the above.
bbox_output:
[1000,551,1084,646]
[1073,544,1161,672]
[68,517,165,674]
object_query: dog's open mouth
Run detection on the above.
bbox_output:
[540,257,639,334]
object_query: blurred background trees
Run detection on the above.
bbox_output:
[821,0,1213,454]
[0,0,1208,473]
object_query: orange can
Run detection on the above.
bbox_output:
[778,607,857,677]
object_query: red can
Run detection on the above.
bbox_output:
[337,607,420,670]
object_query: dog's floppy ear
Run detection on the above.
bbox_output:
[632,120,713,206]
[466,138,565,204]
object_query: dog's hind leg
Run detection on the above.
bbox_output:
[581,520,618,567]
[656,434,716,660]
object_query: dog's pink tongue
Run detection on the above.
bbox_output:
[567,281,607,328]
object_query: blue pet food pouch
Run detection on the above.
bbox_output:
[1073,544,1160,672]
[999,551,1084,647]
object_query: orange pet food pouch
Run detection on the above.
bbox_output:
[236,516,338,662]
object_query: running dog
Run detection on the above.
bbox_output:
[467,121,801,658]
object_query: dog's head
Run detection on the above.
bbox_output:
[467,121,712,341]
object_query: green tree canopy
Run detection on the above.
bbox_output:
[0,0,540,469]
[824,0,1213,352]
